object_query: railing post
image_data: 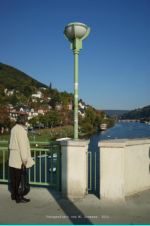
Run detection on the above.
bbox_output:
[57,144,61,191]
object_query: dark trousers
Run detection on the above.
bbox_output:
[10,167,23,201]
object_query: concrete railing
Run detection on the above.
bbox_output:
[98,138,150,202]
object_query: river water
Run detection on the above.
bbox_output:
[88,122,150,193]
[88,121,150,153]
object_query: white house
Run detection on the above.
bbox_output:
[40,97,51,103]
[32,93,42,98]
[78,108,85,117]
[32,90,43,98]
[34,106,50,115]
[78,102,89,117]
[79,102,85,109]
[31,98,37,102]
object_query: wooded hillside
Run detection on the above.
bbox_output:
[121,105,150,119]
[0,62,47,94]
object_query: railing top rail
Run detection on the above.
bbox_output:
[29,141,60,145]
[0,141,9,144]
[0,141,60,145]
[30,148,56,151]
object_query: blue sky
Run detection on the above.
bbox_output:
[0,0,150,110]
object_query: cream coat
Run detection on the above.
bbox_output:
[9,124,35,169]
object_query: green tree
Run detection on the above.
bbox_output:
[0,84,5,97]
[36,98,41,107]
[101,111,106,119]
[85,106,96,127]
[45,111,61,127]
[48,82,52,94]
[0,104,11,129]
[11,94,18,106]
[49,99,55,110]
[42,99,49,105]
[93,115,101,127]
[54,112,61,125]
[31,79,35,86]
[68,110,74,124]
[37,114,44,129]
[83,122,93,133]
[42,114,49,128]
[0,94,5,104]
[84,117,91,124]
[18,95,27,103]
[28,116,38,127]
[61,98,68,109]
[24,85,32,97]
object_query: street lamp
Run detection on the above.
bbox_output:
[63,22,90,140]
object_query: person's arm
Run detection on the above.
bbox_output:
[17,129,28,163]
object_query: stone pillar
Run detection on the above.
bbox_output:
[60,139,90,199]
[98,140,125,202]
[98,138,150,202]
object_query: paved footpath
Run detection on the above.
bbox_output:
[0,184,150,225]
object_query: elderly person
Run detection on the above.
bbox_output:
[9,114,35,203]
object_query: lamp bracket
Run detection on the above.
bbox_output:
[63,27,90,53]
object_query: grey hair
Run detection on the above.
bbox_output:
[16,114,27,125]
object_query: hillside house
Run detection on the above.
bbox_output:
[5,103,13,109]
[9,111,29,121]
[78,108,85,117]
[79,102,89,109]
[40,87,47,90]
[34,106,50,115]
[43,104,52,110]
[68,100,73,110]
[4,89,19,96]
[55,102,62,111]
[40,97,51,103]
[78,102,89,117]
[12,104,34,119]
[31,98,37,102]
[32,90,43,98]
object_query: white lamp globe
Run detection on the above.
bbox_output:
[66,22,87,39]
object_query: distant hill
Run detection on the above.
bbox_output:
[120,105,150,119]
[0,62,47,94]
[102,110,130,118]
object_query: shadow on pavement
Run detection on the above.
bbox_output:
[4,182,93,225]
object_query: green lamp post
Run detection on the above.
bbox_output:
[63,22,90,140]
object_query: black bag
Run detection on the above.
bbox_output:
[17,164,30,196]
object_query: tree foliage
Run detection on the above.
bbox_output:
[0,104,11,128]
[121,105,150,119]
[84,106,96,126]
[0,62,47,95]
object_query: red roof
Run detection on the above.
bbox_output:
[15,111,29,117]
[42,97,50,100]
[34,106,49,111]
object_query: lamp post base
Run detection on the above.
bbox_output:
[73,138,80,141]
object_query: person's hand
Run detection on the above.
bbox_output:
[23,161,27,166]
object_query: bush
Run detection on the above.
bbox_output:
[102,119,115,128]
[83,123,93,132]
[78,122,84,127]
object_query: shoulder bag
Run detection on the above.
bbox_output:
[17,164,30,196]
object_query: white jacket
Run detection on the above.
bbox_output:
[9,124,35,169]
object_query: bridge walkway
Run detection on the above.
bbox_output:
[0,184,150,225]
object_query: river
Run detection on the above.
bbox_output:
[88,121,150,153]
